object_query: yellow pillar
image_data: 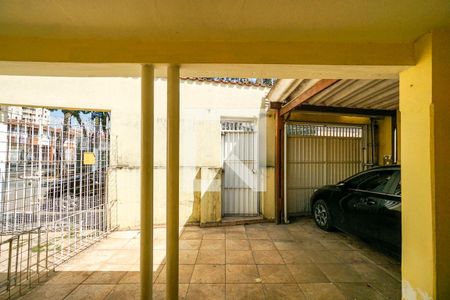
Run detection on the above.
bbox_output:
[140,64,154,300]
[399,31,450,300]
[376,116,393,164]
[166,64,180,299]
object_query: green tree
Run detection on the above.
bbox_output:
[91,112,110,131]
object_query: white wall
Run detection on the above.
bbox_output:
[0,76,269,228]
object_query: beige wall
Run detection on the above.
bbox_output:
[0,76,270,228]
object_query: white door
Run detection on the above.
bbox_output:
[221,120,259,216]
[286,123,366,215]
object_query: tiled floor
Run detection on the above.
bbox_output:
[19,218,401,299]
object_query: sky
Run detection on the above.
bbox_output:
[50,109,92,126]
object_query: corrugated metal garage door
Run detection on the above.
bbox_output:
[221,120,259,216]
[286,123,365,215]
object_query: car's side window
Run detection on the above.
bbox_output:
[357,170,395,193]
[345,172,373,188]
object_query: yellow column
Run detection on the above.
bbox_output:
[400,31,450,300]
[166,64,180,299]
[140,64,154,300]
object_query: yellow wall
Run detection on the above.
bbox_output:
[400,31,450,300]
[430,31,450,300]
[377,116,393,164]
[261,109,277,220]
[396,110,401,163]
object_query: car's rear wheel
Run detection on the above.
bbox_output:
[313,199,333,231]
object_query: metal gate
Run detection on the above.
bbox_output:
[221,120,259,216]
[286,123,366,215]
[0,106,116,299]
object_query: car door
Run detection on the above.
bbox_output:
[341,170,397,241]
[377,171,401,252]
[330,171,373,233]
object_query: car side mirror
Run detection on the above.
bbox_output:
[336,182,346,188]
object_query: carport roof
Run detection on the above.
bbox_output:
[267,79,399,113]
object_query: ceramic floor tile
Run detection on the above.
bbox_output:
[299,283,346,300]
[21,222,401,300]
[225,225,246,232]
[267,231,294,241]
[305,250,343,263]
[156,264,194,284]
[179,250,199,264]
[226,250,255,264]
[257,265,295,284]
[225,264,260,283]
[246,231,270,240]
[226,232,248,240]
[377,264,402,281]
[45,271,93,285]
[335,283,386,300]
[274,241,300,251]
[226,284,265,300]
[370,281,402,299]
[249,239,275,251]
[296,241,327,250]
[104,283,140,300]
[320,240,353,250]
[226,239,250,250]
[279,250,313,264]
[263,284,306,300]
[361,250,400,265]
[334,250,373,264]
[65,284,115,300]
[196,249,225,264]
[190,264,225,283]
[179,239,202,250]
[351,263,400,284]
[203,232,225,240]
[287,264,330,283]
[186,284,225,300]
[201,239,225,250]
[84,271,127,284]
[180,231,204,240]
[152,283,189,300]
[253,250,284,264]
[119,271,141,283]
[20,284,78,300]
[316,264,366,283]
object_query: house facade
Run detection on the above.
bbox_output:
[0,76,273,228]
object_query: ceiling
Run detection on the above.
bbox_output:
[303,79,399,110]
[0,0,449,43]
[268,79,399,111]
[0,1,448,77]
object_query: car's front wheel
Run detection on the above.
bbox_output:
[313,199,333,231]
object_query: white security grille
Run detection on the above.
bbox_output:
[221,120,259,216]
[286,123,365,215]
[0,106,116,299]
